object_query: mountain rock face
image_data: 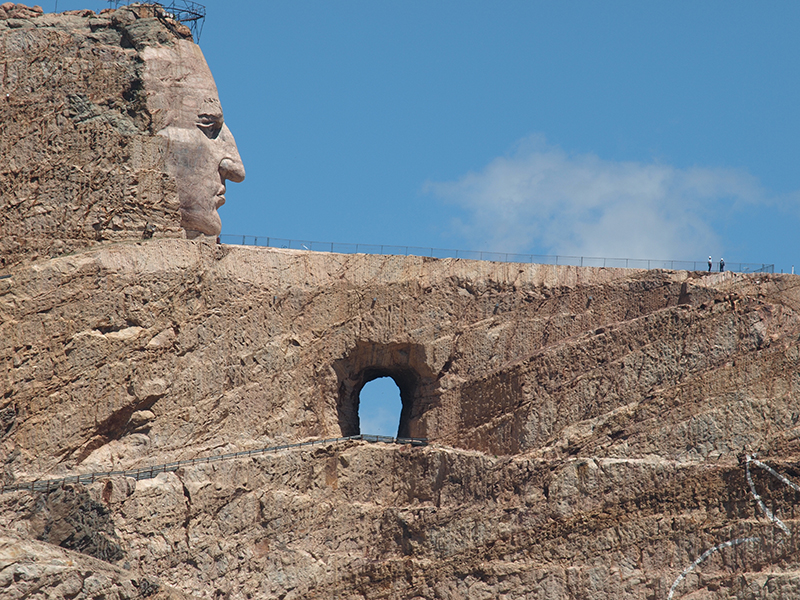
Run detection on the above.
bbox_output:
[2,237,800,599]
[0,4,187,270]
[4,5,800,600]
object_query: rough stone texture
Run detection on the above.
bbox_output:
[2,240,799,475]
[4,4,800,600]
[0,5,188,270]
[0,529,190,599]
[2,238,800,599]
[28,483,124,562]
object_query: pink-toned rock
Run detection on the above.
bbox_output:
[4,5,800,600]
[0,3,42,19]
[0,3,234,271]
[2,237,800,598]
[62,9,94,17]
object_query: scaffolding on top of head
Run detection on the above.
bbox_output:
[106,1,206,41]
[161,1,205,40]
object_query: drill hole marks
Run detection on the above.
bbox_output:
[667,455,800,599]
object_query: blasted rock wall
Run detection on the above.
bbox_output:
[2,240,799,476]
[3,4,800,600]
[2,238,800,598]
[0,5,186,270]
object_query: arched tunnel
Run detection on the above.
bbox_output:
[333,342,437,439]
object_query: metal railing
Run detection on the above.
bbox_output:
[1,434,427,494]
[219,235,775,274]
[102,1,206,40]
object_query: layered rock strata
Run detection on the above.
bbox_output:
[2,238,800,598]
[4,3,800,599]
[0,4,189,270]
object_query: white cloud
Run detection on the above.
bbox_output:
[425,136,765,261]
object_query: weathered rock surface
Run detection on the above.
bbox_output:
[2,237,800,599]
[0,5,187,270]
[4,4,800,600]
[0,528,191,599]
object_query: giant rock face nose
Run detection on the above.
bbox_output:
[217,123,245,183]
[220,157,245,183]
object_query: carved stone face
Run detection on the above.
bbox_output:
[141,40,245,238]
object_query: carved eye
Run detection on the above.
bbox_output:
[197,117,222,140]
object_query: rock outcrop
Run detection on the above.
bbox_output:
[4,4,800,600]
[2,236,800,599]
[0,4,189,270]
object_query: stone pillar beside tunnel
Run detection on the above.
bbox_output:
[333,342,438,439]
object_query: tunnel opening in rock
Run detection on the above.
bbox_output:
[358,373,405,437]
[334,342,434,439]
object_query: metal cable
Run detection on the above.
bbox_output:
[0,434,427,494]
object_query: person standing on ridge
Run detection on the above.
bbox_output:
[720,258,725,272]
[708,256,712,272]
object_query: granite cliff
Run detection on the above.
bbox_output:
[3,239,800,599]
[0,3,191,270]
[3,5,800,600]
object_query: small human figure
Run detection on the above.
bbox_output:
[708,256,712,272]
[720,257,725,272]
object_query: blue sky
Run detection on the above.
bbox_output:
[359,378,402,437]
[207,0,799,271]
[51,1,800,433]
[53,1,800,271]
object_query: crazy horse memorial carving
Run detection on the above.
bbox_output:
[142,22,245,238]
[3,4,800,599]
[0,1,244,269]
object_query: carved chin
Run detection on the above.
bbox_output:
[181,207,222,237]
